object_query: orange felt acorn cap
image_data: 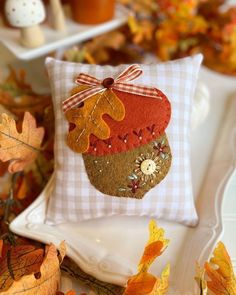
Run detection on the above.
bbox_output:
[87,88,171,156]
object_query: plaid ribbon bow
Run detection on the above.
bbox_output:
[62,64,162,113]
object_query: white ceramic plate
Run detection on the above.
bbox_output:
[7,64,236,294]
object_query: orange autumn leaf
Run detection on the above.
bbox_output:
[14,175,28,200]
[0,68,51,118]
[66,86,125,153]
[0,112,44,173]
[205,242,236,295]
[124,220,170,295]
[124,272,157,295]
[1,242,66,295]
[138,220,169,273]
[0,244,44,292]
[139,241,164,270]
[195,263,208,295]
[0,240,3,258]
[0,161,8,177]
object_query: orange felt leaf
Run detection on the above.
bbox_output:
[1,242,65,295]
[205,242,236,295]
[124,272,157,295]
[65,86,125,153]
[0,112,44,173]
[0,244,44,292]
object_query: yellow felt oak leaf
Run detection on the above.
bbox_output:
[1,241,66,295]
[0,112,44,173]
[205,242,236,295]
[138,220,169,273]
[124,220,170,295]
[0,244,44,292]
[65,86,125,153]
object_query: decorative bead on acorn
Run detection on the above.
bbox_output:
[64,65,172,199]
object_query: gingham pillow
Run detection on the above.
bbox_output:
[45,54,202,226]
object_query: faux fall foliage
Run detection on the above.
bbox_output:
[0,112,44,173]
[124,220,170,295]
[0,241,66,295]
[196,242,236,295]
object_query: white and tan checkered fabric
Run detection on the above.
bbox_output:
[45,54,202,226]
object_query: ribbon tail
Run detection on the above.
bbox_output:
[76,73,101,86]
[113,83,163,99]
[115,64,142,83]
[62,86,103,113]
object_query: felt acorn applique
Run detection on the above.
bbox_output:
[63,65,172,199]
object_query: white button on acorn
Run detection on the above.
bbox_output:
[140,159,157,175]
[5,0,46,48]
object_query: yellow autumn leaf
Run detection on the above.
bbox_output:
[128,15,140,34]
[195,263,208,295]
[149,264,170,295]
[124,220,170,295]
[1,241,66,295]
[205,242,236,295]
[0,112,44,173]
[138,220,169,273]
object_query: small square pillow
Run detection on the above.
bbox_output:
[45,54,202,226]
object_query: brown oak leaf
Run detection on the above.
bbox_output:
[0,112,44,173]
[65,86,125,153]
[0,242,66,295]
[0,244,44,292]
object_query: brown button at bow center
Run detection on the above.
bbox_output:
[102,77,114,88]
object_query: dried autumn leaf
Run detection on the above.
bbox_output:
[0,68,51,117]
[0,244,44,292]
[149,264,170,295]
[124,220,170,295]
[0,161,8,177]
[1,242,65,295]
[66,86,125,153]
[14,174,28,200]
[56,291,76,295]
[0,240,3,258]
[205,242,236,295]
[138,220,169,273]
[0,112,44,173]
[124,272,157,295]
[195,263,208,295]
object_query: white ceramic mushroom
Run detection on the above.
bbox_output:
[5,0,46,48]
[49,0,66,31]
